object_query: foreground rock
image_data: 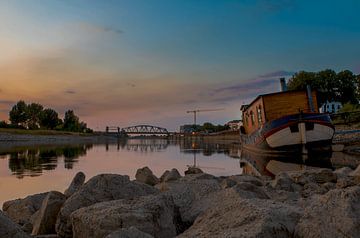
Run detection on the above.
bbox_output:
[70,194,179,238]
[0,210,30,238]
[64,172,85,198]
[156,173,222,226]
[287,168,337,185]
[2,192,48,231]
[135,167,160,186]
[105,227,153,238]
[56,174,159,238]
[295,186,360,238]
[178,195,302,238]
[32,191,66,235]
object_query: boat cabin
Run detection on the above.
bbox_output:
[240,90,318,135]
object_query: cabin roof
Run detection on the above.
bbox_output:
[241,89,315,112]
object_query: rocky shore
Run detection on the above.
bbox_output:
[1,165,360,238]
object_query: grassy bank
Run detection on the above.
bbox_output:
[0,128,94,136]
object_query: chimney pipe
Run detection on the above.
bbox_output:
[280,78,287,92]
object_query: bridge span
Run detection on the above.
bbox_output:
[106,125,177,136]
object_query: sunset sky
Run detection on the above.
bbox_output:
[1,0,359,131]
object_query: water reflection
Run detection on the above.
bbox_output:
[239,150,338,178]
[1,144,92,178]
[0,138,359,179]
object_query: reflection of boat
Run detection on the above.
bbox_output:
[240,149,333,178]
[240,80,334,154]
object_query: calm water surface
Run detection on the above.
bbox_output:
[0,139,241,206]
[1,138,359,207]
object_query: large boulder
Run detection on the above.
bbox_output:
[105,227,154,238]
[295,186,360,238]
[181,182,270,225]
[0,210,31,238]
[55,174,159,238]
[32,191,66,235]
[155,173,222,226]
[70,194,179,238]
[2,192,48,228]
[135,167,159,186]
[349,164,360,177]
[64,172,85,198]
[178,196,302,238]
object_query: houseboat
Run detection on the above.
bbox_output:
[240,80,335,154]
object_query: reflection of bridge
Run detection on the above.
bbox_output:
[106,125,172,136]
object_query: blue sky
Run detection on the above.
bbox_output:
[0,0,359,130]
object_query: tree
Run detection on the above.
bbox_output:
[40,108,61,129]
[287,69,359,105]
[26,103,44,129]
[63,110,81,132]
[9,100,28,127]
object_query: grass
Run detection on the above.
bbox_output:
[0,128,94,136]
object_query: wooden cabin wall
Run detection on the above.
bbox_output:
[263,90,318,122]
[242,98,265,134]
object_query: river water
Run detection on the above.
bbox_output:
[0,138,359,206]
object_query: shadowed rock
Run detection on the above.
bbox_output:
[32,191,66,235]
[2,192,49,231]
[105,227,154,238]
[64,172,85,198]
[55,174,159,238]
[178,195,302,238]
[0,210,31,238]
[295,186,360,238]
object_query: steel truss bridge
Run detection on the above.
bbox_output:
[106,125,170,135]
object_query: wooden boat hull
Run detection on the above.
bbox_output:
[240,113,334,154]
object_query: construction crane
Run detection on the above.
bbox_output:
[186,108,224,125]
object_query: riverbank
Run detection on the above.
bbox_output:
[1,164,360,238]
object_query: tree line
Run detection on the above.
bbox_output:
[287,69,360,106]
[0,100,92,133]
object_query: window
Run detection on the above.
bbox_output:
[250,111,255,125]
[257,106,262,124]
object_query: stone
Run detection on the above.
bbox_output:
[349,164,360,177]
[160,168,181,182]
[135,167,159,186]
[287,168,337,185]
[64,172,85,198]
[295,186,360,238]
[70,194,179,238]
[55,174,159,238]
[2,192,48,227]
[155,173,222,226]
[301,182,327,198]
[181,182,270,226]
[0,210,31,238]
[271,172,301,192]
[332,144,344,152]
[178,196,302,238]
[221,175,264,188]
[105,227,154,238]
[32,191,66,235]
[184,166,203,175]
[334,167,353,177]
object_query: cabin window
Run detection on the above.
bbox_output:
[250,111,255,125]
[257,106,262,124]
